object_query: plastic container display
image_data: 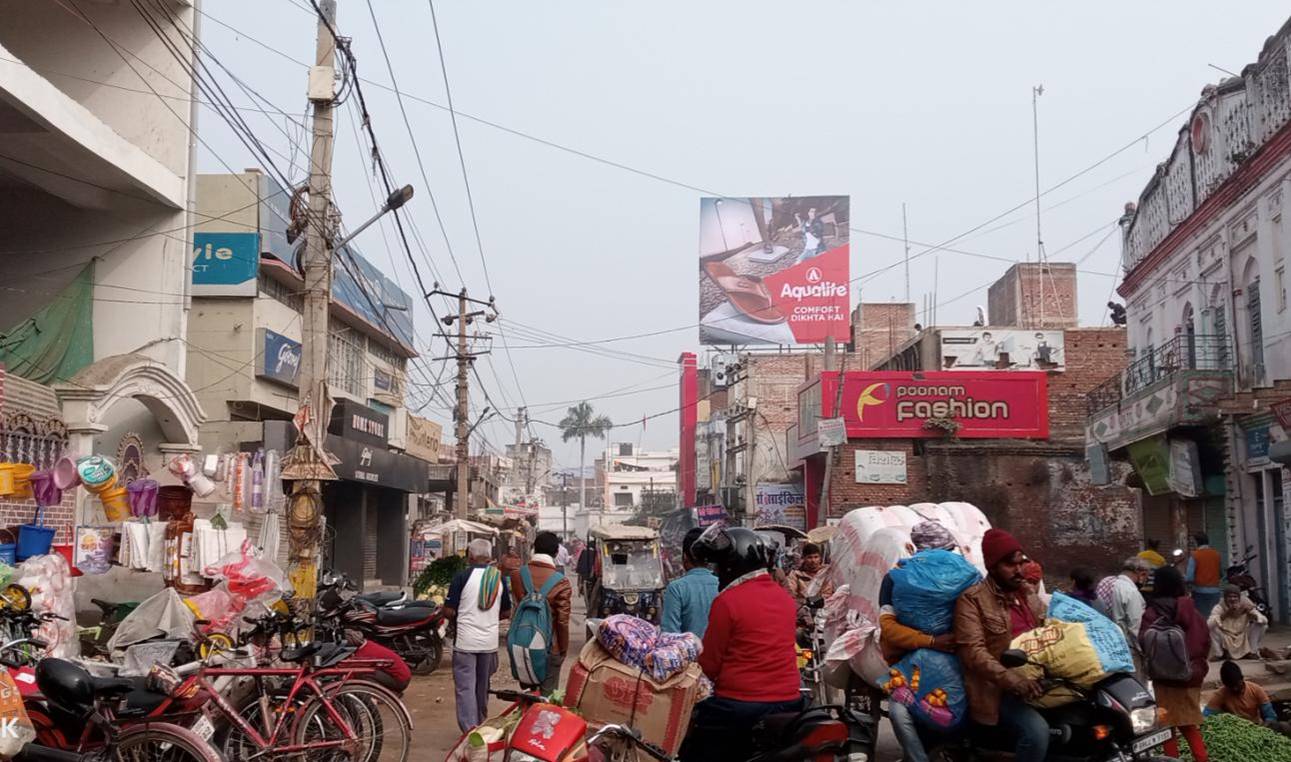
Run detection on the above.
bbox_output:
[76,456,117,494]
[17,507,56,561]
[99,486,131,523]
[127,479,159,518]
[52,458,80,491]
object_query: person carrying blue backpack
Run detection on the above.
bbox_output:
[507,531,573,694]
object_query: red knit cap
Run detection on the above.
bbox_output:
[981,528,1023,569]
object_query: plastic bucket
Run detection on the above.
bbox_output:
[0,464,15,497]
[54,544,82,577]
[157,486,193,521]
[28,471,61,507]
[17,510,55,560]
[76,456,117,494]
[52,457,80,490]
[0,529,16,566]
[127,479,159,518]
[10,465,35,499]
[99,486,131,523]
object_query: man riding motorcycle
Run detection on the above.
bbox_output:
[681,524,804,761]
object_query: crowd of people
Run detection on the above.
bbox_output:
[438,523,1283,762]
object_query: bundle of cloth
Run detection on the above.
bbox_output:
[880,548,981,731]
[596,614,702,683]
[822,503,991,689]
[1008,592,1136,707]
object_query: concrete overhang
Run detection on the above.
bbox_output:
[0,41,185,210]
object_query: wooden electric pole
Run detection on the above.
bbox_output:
[283,0,339,605]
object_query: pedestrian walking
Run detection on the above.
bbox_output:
[1141,565,1211,762]
[508,531,572,695]
[444,539,511,733]
[661,527,718,638]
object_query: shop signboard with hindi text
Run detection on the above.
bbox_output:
[754,483,806,531]
[832,371,1048,439]
[854,450,907,484]
[699,196,850,346]
[696,504,727,527]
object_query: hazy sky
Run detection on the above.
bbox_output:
[194,1,1290,469]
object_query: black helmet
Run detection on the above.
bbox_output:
[691,524,775,588]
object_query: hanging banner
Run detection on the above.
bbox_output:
[695,504,728,527]
[699,196,850,345]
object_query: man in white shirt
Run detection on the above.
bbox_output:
[1097,556,1150,670]
[555,541,572,573]
[444,539,511,732]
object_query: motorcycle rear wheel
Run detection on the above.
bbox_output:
[410,633,443,676]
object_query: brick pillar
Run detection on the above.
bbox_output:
[678,353,698,508]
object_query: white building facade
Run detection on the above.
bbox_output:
[1088,19,1291,621]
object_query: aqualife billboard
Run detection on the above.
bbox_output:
[827,371,1049,439]
[698,196,849,345]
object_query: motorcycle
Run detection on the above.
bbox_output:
[927,649,1176,762]
[796,596,840,706]
[316,571,447,676]
[478,688,876,762]
[1226,544,1271,616]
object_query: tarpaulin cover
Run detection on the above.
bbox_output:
[889,549,981,635]
[0,262,93,384]
[108,587,196,654]
[882,648,968,730]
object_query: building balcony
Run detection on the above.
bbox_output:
[1085,334,1233,451]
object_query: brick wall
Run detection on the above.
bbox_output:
[851,303,917,370]
[0,496,74,546]
[988,263,1078,329]
[1049,327,1128,443]
[826,439,1141,578]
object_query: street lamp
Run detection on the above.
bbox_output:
[333,184,414,253]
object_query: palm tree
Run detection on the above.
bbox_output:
[559,401,613,531]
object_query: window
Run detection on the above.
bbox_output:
[258,275,303,312]
[1277,266,1287,313]
[369,339,402,368]
[613,492,633,507]
[328,328,366,397]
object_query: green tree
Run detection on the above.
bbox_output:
[559,402,613,528]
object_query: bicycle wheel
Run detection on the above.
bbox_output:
[111,721,222,761]
[295,679,412,762]
[2,584,31,612]
[198,631,235,661]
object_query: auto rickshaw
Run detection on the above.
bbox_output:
[586,524,665,623]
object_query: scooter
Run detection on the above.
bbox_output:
[1226,545,1271,616]
[481,688,876,762]
[316,571,447,675]
[927,649,1176,762]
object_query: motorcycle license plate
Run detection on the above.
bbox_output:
[1132,728,1171,753]
[192,714,216,742]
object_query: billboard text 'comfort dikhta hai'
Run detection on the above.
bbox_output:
[698,196,849,345]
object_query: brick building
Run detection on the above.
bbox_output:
[988,262,1078,329]
[851,302,918,370]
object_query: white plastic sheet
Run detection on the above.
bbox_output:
[107,588,196,654]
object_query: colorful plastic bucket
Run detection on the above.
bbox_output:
[127,479,159,518]
[53,545,82,578]
[52,457,80,491]
[99,486,131,523]
[27,471,61,507]
[76,456,117,493]
[17,508,55,560]
[0,529,16,566]
[0,464,15,497]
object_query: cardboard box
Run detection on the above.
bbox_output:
[563,639,702,755]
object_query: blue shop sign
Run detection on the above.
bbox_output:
[256,328,301,388]
[1246,425,1271,461]
[192,232,259,294]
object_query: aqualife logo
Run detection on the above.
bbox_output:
[778,280,848,301]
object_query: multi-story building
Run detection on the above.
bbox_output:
[187,171,434,590]
[0,4,208,603]
[1086,17,1291,621]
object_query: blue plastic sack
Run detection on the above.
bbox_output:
[1046,592,1134,674]
[890,549,981,635]
[882,649,968,731]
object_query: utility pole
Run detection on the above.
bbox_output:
[1033,84,1046,329]
[430,286,496,519]
[561,472,569,537]
[282,0,339,606]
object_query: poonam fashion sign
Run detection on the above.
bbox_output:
[698,196,849,345]
[835,371,1048,439]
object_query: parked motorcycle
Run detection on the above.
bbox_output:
[315,571,446,675]
[796,596,840,706]
[1227,544,1271,616]
[927,649,1176,762]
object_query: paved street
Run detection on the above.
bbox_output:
[407,594,903,759]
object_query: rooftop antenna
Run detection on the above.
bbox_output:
[1032,83,1046,328]
[902,202,911,303]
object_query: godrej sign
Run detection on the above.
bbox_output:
[827,371,1049,439]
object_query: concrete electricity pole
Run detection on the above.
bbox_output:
[430,286,496,518]
[283,0,340,605]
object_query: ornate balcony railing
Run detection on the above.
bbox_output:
[1086,334,1231,416]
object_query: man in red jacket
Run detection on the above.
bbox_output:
[683,527,804,761]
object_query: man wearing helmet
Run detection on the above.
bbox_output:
[681,526,805,760]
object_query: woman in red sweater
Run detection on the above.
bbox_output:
[1140,565,1210,762]
[682,527,804,761]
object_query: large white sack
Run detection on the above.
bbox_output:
[823,503,992,688]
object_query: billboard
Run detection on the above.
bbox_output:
[939,329,1065,370]
[754,482,806,531]
[192,231,259,296]
[699,196,849,345]
[835,371,1048,439]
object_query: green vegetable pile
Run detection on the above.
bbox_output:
[1178,712,1291,761]
[412,554,467,600]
